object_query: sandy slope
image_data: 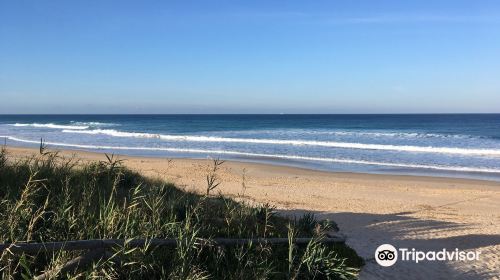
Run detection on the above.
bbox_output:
[5,146,500,279]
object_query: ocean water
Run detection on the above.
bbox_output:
[1,114,500,181]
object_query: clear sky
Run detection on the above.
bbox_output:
[1,0,499,114]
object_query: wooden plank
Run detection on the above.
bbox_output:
[0,236,345,254]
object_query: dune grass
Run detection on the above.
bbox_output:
[0,145,363,279]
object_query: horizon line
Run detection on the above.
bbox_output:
[1,113,499,116]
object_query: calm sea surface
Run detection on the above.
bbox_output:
[1,114,500,181]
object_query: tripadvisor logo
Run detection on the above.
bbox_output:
[375,244,398,267]
[375,244,481,267]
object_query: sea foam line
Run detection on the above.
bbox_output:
[10,123,89,130]
[240,129,476,139]
[61,129,500,157]
[69,121,117,127]
[2,135,500,174]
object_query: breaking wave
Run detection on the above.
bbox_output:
[10,123,89,130]
[61,129,500,156]
[9,122,116,130]
[2,135,500,174]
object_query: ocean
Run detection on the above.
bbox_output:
[1,114,499,181]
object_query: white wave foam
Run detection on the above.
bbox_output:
[223,129,478,139]
[63,129,157,138]
[10,123,89,130]
[2,135,500,174]
[70,121,117,127]
[283,129,472,139]
[61,129,500,156]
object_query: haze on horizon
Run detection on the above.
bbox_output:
[1,0,500,114]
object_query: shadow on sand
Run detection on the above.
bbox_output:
[279,209,500,280]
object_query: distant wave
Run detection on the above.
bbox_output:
[61,129,500,156]
[9,122,117,130]
[63,129,160,138]
[10,123,89,130]
[242,129,477,139]
[69,121,117,127]
[7,122,483,140]
[2,135,500,174]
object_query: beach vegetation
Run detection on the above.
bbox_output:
[0,146,363,279]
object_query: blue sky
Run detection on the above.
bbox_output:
[1,0,499,113]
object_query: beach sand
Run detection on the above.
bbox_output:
[4,146,500,279]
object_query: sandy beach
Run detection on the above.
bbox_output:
[5,146,500,279]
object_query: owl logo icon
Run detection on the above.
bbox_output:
[375,244,398,267]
